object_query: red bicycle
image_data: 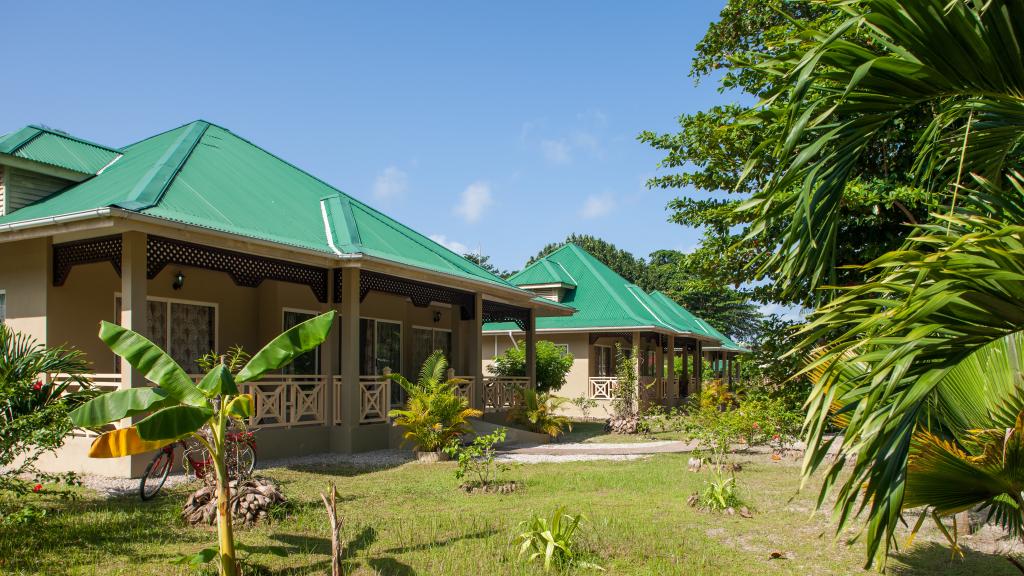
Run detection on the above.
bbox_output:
[139,430,257,500]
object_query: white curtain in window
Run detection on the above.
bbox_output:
[169,303,215,373]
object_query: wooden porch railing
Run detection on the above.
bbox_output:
[357,375,390,424]
[588,376,616,400]
[482,376,529,411]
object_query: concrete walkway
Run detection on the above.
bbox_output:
[500,439,698,457]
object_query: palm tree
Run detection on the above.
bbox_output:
[386,351,482,453]
[738,0,1024,567]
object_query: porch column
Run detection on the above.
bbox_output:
[655,335,665,401]
[322,270,339,426]
[525,309,537,390]
[681,340,689,397]
[340,267,361,448]
[120,231,147,392]
[727,355,733,386]
[450,304,461,374]
[471,293,484,411]
[693,340,703,395]
[632,330,641,400]
[667,335,676,402]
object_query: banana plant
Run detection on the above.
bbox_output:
[70,311,336,576]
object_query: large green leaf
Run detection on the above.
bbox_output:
[237,311,335,383]
[70,387,175,428]
[196,365,238,397]
[225,394,252,420]
[135,405,214,441]
[98,321,206,407]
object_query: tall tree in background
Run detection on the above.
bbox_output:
[463,252,515,279]
[639,0,933,307]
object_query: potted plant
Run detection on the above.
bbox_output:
[386,351,481,461]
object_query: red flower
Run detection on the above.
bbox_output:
[32,381,43,391]
[752,422,760,430]
[33,484,42,493]
[772,434,780,441]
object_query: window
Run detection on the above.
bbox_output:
[554,343,569,355]
[0,290,5,324]
[359,319,402,376]
[640,346,657,377]
[595,345,614,377]
[116,296,216,373]
[283,309,320,374]
[408,326,452,406]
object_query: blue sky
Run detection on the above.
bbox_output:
[4,1,731,273]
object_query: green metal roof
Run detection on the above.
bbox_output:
[649,291,749,353]
[485,244,699,334]
[509,257,578,287]
[0,120,529,292]
[0,125,121,175]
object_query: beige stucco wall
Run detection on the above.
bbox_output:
[0,238,49,345]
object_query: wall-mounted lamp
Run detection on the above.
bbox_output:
[172,271,185,291]
[433,311,442,323]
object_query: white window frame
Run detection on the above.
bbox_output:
[360,316,403,377]
[282,307,322,375]
[114,293,219,367]
[594,344,614,377]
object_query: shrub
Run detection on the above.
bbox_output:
[570,396,598,420]
[514,506,603,572]
[387,351,482,452]
[444,427,511,489]
[0,325,93,500]
[488,340,574,393]
[508,389,572,439]
[699,473,744,512]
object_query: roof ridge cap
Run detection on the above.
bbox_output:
[113,121,209,211]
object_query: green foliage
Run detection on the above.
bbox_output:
[443,427,510,488]
[679,393,801,470]
[734,0,1024,567]
[640,0,933,308]
[514,506,603,573]
[70,311,335,576]
[609,344,637,421]
[570,396,598,420]
[387,351,482,452]
[739,315,810,411]
[487,340,574,393]
[699,474,744,513]
[507,389,572,439]
[197,346,251,376]
[0,324,93,498]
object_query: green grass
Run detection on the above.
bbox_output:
[0,454,1017,575]
[559,421,688,444]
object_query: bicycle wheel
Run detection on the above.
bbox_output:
[139,449,173,501]
[235,444,256,478]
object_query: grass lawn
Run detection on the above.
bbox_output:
[0,452,1017,575]
[560,421,688,444]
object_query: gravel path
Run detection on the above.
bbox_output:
[502,440,696,456]
[496,453,649,464]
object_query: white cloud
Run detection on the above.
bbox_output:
[758,302,807,322]
[454,181,493,223]
[541,139,571,164]
[429,234,470,255]
[372,166,408,201]
[579,193,615,219]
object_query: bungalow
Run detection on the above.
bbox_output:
[481,244,740,417]
[0,121,571,477]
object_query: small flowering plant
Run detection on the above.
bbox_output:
[0,324,94,500]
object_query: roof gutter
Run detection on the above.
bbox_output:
[0,208,113,233]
